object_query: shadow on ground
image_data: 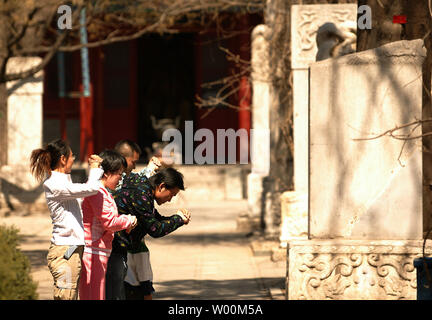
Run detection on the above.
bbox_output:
[21,250,47,269]
[154,232,252,246]
[152,277,284,300]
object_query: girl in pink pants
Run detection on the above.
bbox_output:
[79,150,137,300]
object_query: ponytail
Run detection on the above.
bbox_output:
[30,139,71,183]
[30,148,51,183]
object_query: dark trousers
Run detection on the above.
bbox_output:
[105,252,128,300]
[124,281,155,300]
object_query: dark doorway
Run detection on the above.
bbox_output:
[137,33,195,162]
[97,41,138,151]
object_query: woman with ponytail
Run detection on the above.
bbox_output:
[30,139,104,300]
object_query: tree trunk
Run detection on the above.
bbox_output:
[357,0,431,51]
[0,82,6,166]
[356,0,405,51]
[0,14,8,166]
[263,0,293,237]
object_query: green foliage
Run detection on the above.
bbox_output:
[0,225,38,300]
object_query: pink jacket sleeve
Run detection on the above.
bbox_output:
[91,191,133,232]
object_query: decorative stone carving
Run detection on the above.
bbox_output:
[291,4,357,69]
[315,21,356,61]
[288,240,431,300]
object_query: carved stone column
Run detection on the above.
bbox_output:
[238,24,272,233]
[281,4,358,248]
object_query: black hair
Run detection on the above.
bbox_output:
[148,167,185,191]
[99,149,127,174]
[30,139,71,182]
[114,139,142,158]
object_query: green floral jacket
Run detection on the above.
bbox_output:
[111,172,184,254]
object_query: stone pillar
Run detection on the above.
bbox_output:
[287,39,428,299]
[237,24,272,233]
[280,4,358,247]
[0,57,46,214]
[291,4,357,192]
[309,40,424,240]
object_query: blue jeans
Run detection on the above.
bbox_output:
[105,252,127,300]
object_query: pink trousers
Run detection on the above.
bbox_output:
[79,251,109,300]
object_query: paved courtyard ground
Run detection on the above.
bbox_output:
[1,199,286,300]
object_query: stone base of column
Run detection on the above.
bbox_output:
[236,173,266,233]
[236,213,261,234]
[287,239,432,300]
[279,191,308,246]
[247,173,265,217]
[270,191,309,262]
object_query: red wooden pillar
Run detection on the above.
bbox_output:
[238,76,251,162]
[237,14,252,162]
[238,76,251,131]
[80,84,94,162]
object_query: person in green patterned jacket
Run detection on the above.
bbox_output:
[105,139,159,300]
[106,166,191,300]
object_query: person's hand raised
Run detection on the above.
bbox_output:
[176,208,191,225]
[88,155,103,169]
[147,156,162,173]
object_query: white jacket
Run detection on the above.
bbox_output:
[43,167,104,245]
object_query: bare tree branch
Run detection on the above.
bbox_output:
[0,3,85,82]
[353,119,432,142]
[7,7,39,50]
[2,32,67,82]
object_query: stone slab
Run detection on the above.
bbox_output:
[309,40,426,240]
